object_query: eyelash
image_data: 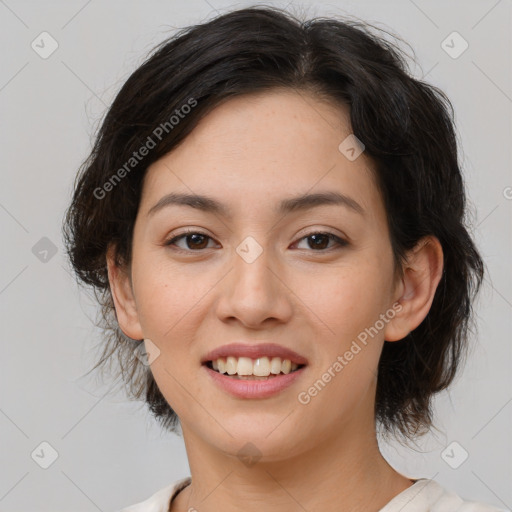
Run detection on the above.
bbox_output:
[164,229,348,253]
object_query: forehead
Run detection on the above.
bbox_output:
[140,89,382,222]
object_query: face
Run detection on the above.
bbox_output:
[112,89,406,460]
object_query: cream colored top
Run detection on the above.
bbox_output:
[118,476,509,512]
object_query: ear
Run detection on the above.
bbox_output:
[384,235,444,342]
[106,245,144,340]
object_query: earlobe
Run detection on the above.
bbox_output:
[384,236,444,342]
[106,245,144,340]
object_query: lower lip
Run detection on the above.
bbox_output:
[203,364,306,399]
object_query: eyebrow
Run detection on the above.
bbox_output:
[147,191,365,218]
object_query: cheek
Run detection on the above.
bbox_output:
[130,252,216,339]
[300,263,390,342]
[300,270,387,411]
[297,262,390,405]
[134,280,183,338]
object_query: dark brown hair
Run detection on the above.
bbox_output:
[62,5,484,440]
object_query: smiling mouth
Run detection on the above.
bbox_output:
[204,358,306,380]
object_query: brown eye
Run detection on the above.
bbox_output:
[165,231,215,251]
[294,232,348,251]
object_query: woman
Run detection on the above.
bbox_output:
[63,6,506,512]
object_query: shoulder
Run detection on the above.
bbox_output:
[116,476,191,512]
[380,478,509,512]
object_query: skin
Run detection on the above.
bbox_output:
[107,89,444,512]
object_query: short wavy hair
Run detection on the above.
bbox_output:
[62,5,484,440]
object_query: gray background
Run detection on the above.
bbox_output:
[1,0,511,510]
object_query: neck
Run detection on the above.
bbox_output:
[172,412,413,512]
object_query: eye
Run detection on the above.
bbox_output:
[294,232,348,251]
[164,230,217,251]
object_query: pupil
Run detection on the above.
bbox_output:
[309,234,328,250]
[188,234,207,249]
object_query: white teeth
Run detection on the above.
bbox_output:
[270,357,282,374]
[253,356,270,376]
[237,357,253,376]
[209,356,300,376]
[226,356,237,375]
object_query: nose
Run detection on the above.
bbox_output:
[214,240,294,329]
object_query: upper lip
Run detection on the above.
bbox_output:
[202,343,308,366]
